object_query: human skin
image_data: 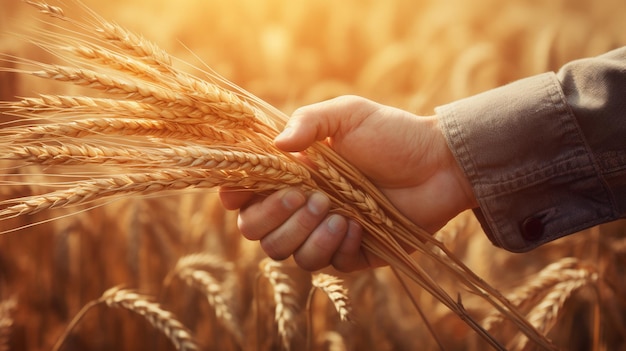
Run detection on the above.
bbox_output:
[219,95,478,272]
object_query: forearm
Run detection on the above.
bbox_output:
[435,46,626,252]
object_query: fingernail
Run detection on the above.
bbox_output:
[307,192,329,216]
[281,190,305,211]
[327,214,346,235]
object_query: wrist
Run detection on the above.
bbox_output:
[432,115,479,211]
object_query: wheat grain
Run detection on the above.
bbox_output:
[26,0,65,19]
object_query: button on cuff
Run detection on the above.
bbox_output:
[520,215,545,241]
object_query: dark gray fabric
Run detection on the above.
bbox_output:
[436,46,626,252]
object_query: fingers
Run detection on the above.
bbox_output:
[292,217,370,272]
[237,188,308,241]
[258,192,331,261]
[328,220,370,272]
[232,187,370,272]
[218,187,256,210]
[291,214,349,271]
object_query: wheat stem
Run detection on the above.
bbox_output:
[51,299,100,351]
[390,267,446,351]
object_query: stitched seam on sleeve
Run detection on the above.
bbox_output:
[548,71,619,217]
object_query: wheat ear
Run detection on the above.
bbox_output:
[260,258,301,351]
[482,257,586,331]
[0,298,16,351]
[306,273,352,351]
[52,286,198,351]
[310,273,352,322]
[511,267,598,351]
[164,253,243,346]
[101,286,199,351]
[177,268,244,346]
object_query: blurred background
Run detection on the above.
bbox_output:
[1,0,626,350]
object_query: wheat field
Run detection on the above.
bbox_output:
[1,0,626,350]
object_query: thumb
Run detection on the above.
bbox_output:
[274,96,371,152]
[273,106,335,152]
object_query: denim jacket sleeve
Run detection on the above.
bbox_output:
[435,46,626,252]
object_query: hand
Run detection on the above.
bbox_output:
[219,96,477,272]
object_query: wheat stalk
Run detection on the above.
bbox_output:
[0,2,558,349]
[390,266,446,350]
[310,273,352,323]
[260,258,301,351]
[52,286,198,351]
[176,268,244,346]
[307,273,352,351]
[101,286,199,351]
[163,253,242,345]
[482,257,582,331]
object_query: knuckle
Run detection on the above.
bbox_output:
[293,253,324,272]
[260,236,290,261]
[331,259,356,273]
[237,216,260,240]
[334,94,368,108]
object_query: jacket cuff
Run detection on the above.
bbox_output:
[435,72,613,252]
